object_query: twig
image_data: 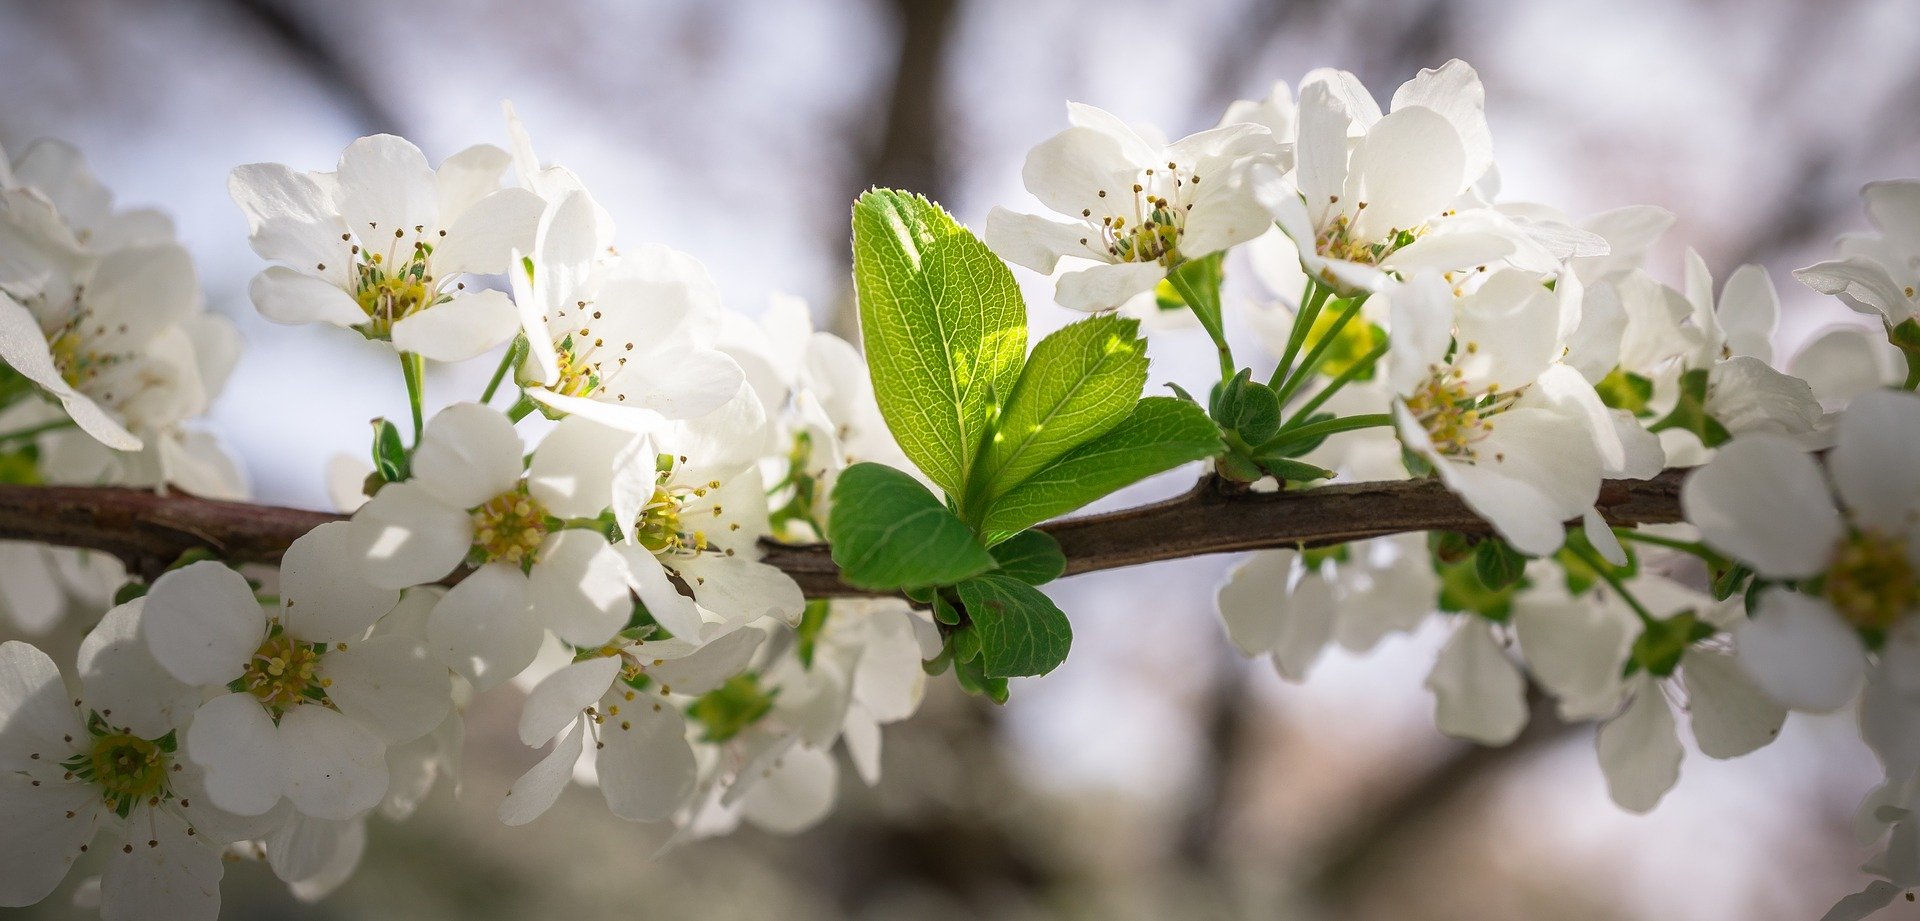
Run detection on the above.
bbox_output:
[0,468,1688,591]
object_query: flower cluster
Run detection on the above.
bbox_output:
[1,60,1918,920]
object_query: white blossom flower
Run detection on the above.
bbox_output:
[141,524,451,820]
[345,404,638,690]
[1217,534,1437,680]
[228,134,544,361]
[511,188,745,426]
[1260,61,1586,296]
[500,626,764,826]
[1387,271,1619,556]
[0,138,174,255]
[0,603,273,919]
[1795,180,1920,328]
[0,233,206,450]
[761,599,935,787]
[1681,389,1920,711]
[610,390,805,643]
[984,103,1277,311]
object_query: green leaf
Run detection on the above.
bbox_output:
[973,314,1147,512]
[828,463,997,591]
[932,593,961,625]
[981,397,1222,540]
[851,190,1027,498]
[957,574,1073,677]
[988,530,1066,584]
[1254,457,1335,484]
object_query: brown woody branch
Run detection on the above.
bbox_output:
[0,469,1688,593]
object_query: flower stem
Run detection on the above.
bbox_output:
[1613,528,1716,560]
[1273,292,1368,407]
[1270,278,1331,389]
[1166,257,1235,382]
[1572,542,1657,627]
[1265,412,1393,449]
[400,352,427,442]
[1283,339,1389,428]
[507,393,538,423]
[481,335,528,405]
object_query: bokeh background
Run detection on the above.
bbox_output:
[3,0,1918,918]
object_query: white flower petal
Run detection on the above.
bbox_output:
[184,693,284,816]
[248,265,365,328]
[1513,596,1631,720]
[1830,389,1920,534]
[390,289,520,363]
[281,520,398,644]
[0,774,99,907]
[1735,589,1867,712]
[529,531,631,648]
[99,806,222,921]
[645,626,765,698]
[426,563,541,693]
[739,744,838,835]
[1596,676,1682,813]
[1426,618,1528,745]
[0,640,83,771]
[1680,434,1842,578]
[78,600,196,739]
[321,635,452,745]
[431,187,544,277]
[983,207,1088,273]
[227,162,350,281]
[499,719,584,827]
[675,555,805,628]
[596,702,696,822]
[347,482,473,591]
[1053,261,1166,312]
[1215,550,1291,656]
[334,134,436,238]
[1862,626,1920,777]
[409,402,525,510]
[1682,648,1786,759]
[518,658,620,748]
[1270,573,1337,681]
[1348,106,1466,242]
[527,415,635,519]
[278,705,389,820]
[142,562,263,688]
[617,546,704,640]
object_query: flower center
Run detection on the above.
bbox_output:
[38,297,131,394]
[1406,368,1510,460]
[471,484,549,565]
[60,723,175,818]
[346,226,448,337]
[1826,530,1919,633]
[1082,163,1199,267]
[1316,207,1430,267]
[243,629,329,716]
[634,483,711,556]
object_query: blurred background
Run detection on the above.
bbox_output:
[3,0,1917,918]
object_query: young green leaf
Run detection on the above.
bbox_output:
[827,462,997,591]
[981,396,1222,541]
[987,529,1067,584]
[956,574,1073,677]
[973,314,1147,511]
[851,190,1027,499]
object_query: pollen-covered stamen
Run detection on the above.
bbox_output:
[1826,529,1919,633]
[633,461,728,559]
[1081,162,1200,267]
[470,483,550,566]
[242,628,330,717]
[1406,366,1519,461]
[39,292,135,394]
[1315,203,1436,267]
[345,224,451,336]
